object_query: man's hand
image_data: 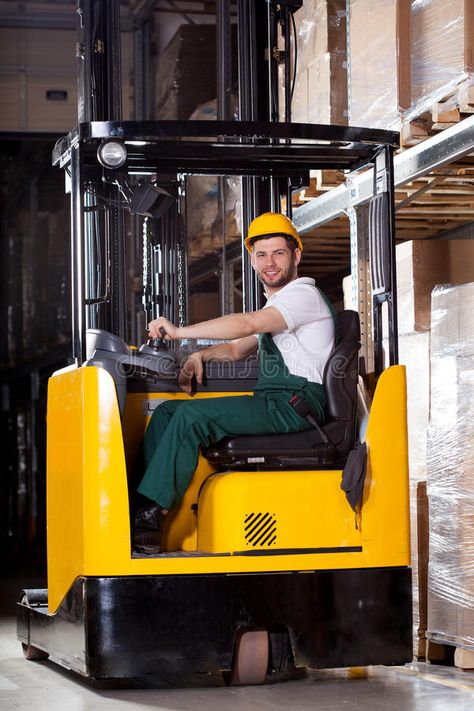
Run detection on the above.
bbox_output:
[179,352,204,395]
[148,317,180,340]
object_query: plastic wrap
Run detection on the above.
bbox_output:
[185,99,241,260]
[427,282,474,650]
[409,0,473,121]
[348,0,404,129]
[382,332,430,656]
[348,0,473,130]
[286,0,347,124]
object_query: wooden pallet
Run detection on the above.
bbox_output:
[401,80,474,147]
[426,640,474,670]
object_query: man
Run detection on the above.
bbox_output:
[134,211,336,553]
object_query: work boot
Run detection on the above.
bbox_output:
[133,503,166,554]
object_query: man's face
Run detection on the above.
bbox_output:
[250,236,301,292]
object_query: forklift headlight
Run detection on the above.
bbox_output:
[97,140,127,169]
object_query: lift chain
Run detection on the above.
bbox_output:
[177,238,186,328]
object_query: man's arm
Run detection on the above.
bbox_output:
[178,336,258,394]
[148,307,287,342]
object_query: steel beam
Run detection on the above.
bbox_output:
[429,220,474,241]
[293,114,474,233]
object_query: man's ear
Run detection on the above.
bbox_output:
[250,251,256,270]
[294,248,302,267]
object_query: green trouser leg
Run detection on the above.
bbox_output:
[137,394,311,511]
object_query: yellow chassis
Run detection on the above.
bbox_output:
[46,365,410,613]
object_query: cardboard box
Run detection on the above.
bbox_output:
[411,0,474,110]
[348,0,411,129]
[427,495,474,649]
[448,239,474,290]
[427,283,474,650]
[399,332,431,481]
[188,293,220,324]
[347,239,474,339]
[348,0,473,129]
[430,282,474,359]
[396,240,450,334]
[390,239,473,336]
[290,0,347,125]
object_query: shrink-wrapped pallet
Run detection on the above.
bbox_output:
[411,0,474,118]
[427,282,474,650]
[348,0,410,129]
[348,0,473,129]
[398,333,431,656]
[288,0,347,124]
[382,238,473,336]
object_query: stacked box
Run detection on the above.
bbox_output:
[411,0,474,117]
[352,238,473,656]
[289,0,347,124]
[348,0,411,128]
[381,238,474,336]
[398,332,431,657]
[396,240,450,334]
[348,0,473,129]
[427,283,474,650]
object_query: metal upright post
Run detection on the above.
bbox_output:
[237,0,260,313]
[76,0,92,123]
[75,0,128,342]
[368,147,399,376]
[217,0,232,315]
[217,0,232,123]
[282,3,293,219]
[70,144,86,365]
[348,201,373,376]
[385,145,399,366]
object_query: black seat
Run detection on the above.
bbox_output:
[204,310,361,469]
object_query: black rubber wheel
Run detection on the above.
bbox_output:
[19,592,49,662]
[229,629,269,686]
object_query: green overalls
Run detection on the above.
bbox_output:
[138,293,338,511]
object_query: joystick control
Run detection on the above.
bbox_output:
[138,327,179,370]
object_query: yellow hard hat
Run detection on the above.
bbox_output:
[244,212,303,253]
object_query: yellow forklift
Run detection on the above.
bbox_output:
[17,0,411,686]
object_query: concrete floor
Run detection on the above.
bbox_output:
[2,580,474,710]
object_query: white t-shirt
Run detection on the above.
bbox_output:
[261,277,335,384]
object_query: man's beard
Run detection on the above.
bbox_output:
[259,265,294,290]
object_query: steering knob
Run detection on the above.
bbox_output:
[147,327,167,350]
[147,337,163,351]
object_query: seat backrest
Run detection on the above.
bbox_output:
[323,310,360,423]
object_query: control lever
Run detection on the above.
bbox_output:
[138,327,179,371]
[146,327,168,351]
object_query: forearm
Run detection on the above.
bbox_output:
[178,313,256,341]
[195,341,244,362]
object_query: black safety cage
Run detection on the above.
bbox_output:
[53,119,399,374]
